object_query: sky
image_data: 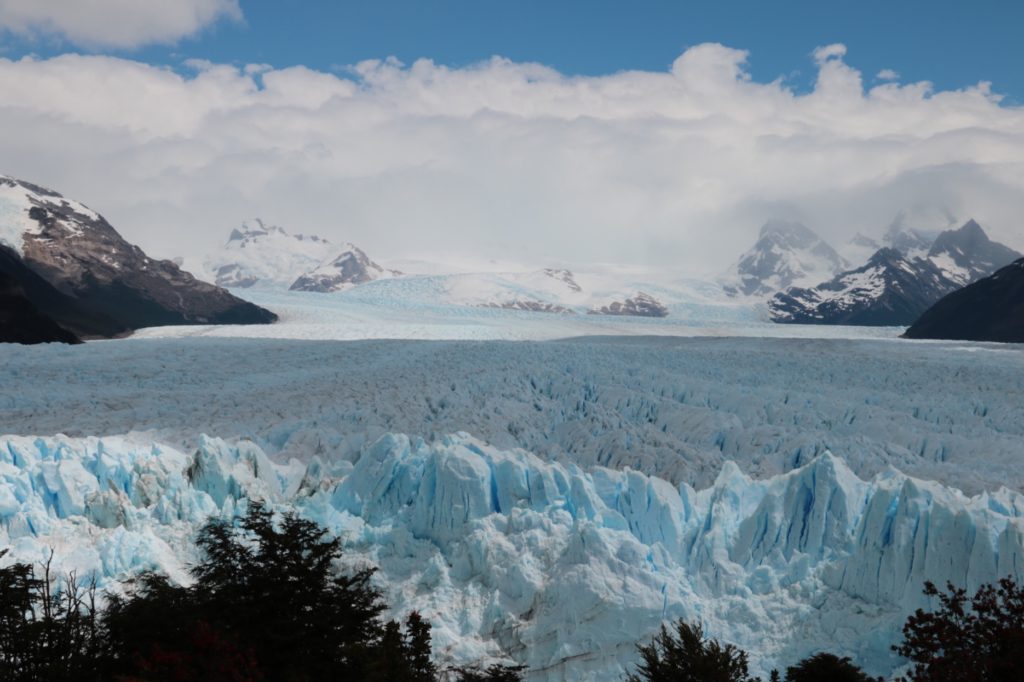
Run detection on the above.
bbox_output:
[1,0,1023,273]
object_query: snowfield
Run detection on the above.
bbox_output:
[2,302,1024,679]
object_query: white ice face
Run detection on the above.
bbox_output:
[2,429,1023,680]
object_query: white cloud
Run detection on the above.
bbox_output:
[0,43,1022,273]
[876,68,900,81]
[0,0,241,49]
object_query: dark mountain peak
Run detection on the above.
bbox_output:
[867,247,905,266]
[905,256,1024,343]
[1,175,277,339]
[758,219,817,243]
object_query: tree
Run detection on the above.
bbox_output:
[451,663,527,681]
[895,578,1024,682]
[104,502,402,681]
[0,550,104,682]
[784,652,877,682]
[626,620,759,682]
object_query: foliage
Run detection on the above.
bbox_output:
[450,662,527,681]
[784,652,878,682]
[895,578,1024,682]
[0,550,103,682]
[626,619,759,682]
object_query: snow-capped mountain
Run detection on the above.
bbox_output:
[205,218,337,289]
[289,243,400,292]
[589,291,669,317]
[882,221,934,259]
[925,219,1021,286]
[725,220,848,297]
[769,248,958,326]
[904,257,1024,343]
[0,175,275,338]
[770,220,1020,327]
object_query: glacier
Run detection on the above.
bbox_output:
[2,431,1024,679]
[4,335,1023,494]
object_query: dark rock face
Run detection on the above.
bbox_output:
[0,175,276,338]
[769,248,958,326]
[728,220,847,297]
[589,292,669,317]
[770,221,1021,327]
[289,244,396,293]
[483,300,576,314]
[926,219,1022,286]
[542,268,582,293]
[904,259,1024,343]
[0,268,80,344]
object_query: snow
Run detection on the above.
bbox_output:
[198,218,337,288]
[0,179,44,255]
[1,431,1023,679]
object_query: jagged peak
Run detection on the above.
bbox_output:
[758,219,817,242]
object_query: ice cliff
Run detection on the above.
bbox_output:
[2,432,1023,680]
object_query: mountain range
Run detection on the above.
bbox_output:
[0,175,276,343]
[759,219,1020,326]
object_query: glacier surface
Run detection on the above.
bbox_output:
[1,432,1023,679]
[4,336,1023,493]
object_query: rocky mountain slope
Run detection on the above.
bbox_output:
[904,258,1024,343]
[0,175,275,338]
[925,219,1021,286]
[725,220,847,297]
[770,220,1020,326]
[0,268,80,344]
[769,248,959,326]
[290,243,399,292]
[589,291,669,317]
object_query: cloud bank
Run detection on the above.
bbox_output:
[0,0,241,49]
[0,44,1022,272]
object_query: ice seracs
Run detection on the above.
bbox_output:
[724,220,848,297]
[3,432,1024,680]
[0,175,276,338]
[289,243,400,292]
[206,218,336,289]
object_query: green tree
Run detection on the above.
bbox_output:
[895,578,1024,682]
[626,620,759,682]
[452,662,527,681]
[0,550,104,682]
[784,652,877,682]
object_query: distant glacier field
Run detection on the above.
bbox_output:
[3,320,1024,678]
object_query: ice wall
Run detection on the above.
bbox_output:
[2,432,1023,679]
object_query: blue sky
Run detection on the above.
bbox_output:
[4,0,1023,103]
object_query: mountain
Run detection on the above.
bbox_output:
[206,218,336,288]
[925,219,1022,286]
[904,258,1024,343]
[0,268,80,344]
[725,220,847,297]
[588,291,669,317]
[0,175,276,337]
[289,243,399,292]
[769,248,958,326]
[882,220,934,258]
[771,220,1020,327]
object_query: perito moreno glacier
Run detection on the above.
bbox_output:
[2,334,1024,679]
